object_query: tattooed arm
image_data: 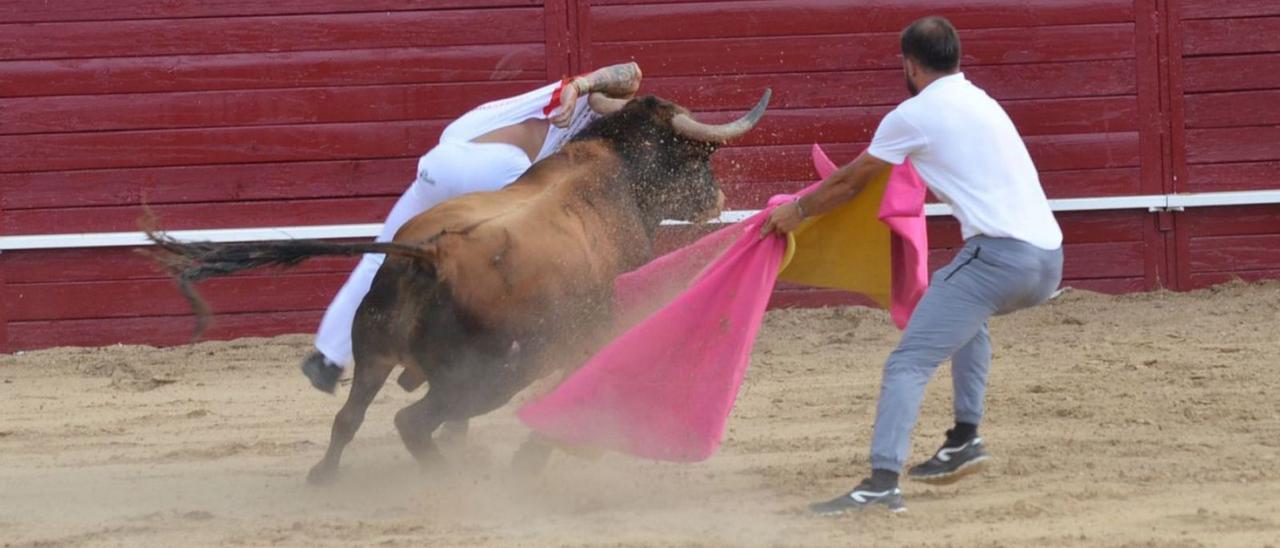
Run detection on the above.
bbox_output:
[550,62,642,127]
[572,62,643,99]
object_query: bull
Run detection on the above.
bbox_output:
[148,90,772,484]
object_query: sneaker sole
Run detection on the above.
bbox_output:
[812,504,908,516]
[910,455,991,486]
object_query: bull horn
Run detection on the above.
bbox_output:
[671,88,772,143]
[588,92,629,115]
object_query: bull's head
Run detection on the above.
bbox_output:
[572,90,772,224]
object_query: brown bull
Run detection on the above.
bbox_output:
[149,90,771,484]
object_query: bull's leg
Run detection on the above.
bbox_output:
[394,386,454,469]
[397,366,471,446]
[306,353,395,485]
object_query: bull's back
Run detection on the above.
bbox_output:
[390,143,643,336]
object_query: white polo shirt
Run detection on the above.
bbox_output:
[867,73,1063,250]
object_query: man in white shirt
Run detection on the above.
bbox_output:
[762,16,1064,513]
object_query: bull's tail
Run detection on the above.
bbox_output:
[144,229,435,341]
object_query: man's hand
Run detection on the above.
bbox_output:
[760,153,893,238]
[551,62,642,127]
[760,200,806,238]
[550,79,585,128]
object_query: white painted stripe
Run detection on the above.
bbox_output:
[1165,189,1280,209]
[1,191,1277,251]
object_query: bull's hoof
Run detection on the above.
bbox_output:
[306,462,339,486]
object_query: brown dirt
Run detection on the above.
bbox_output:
[2,282,1279,547]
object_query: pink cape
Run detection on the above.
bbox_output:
[517,146,928,461]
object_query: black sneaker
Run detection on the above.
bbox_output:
[907,436,991,485]
[809,480,907,515]
[300,351,342,394]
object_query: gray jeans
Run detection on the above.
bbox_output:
[869,236,1063,473]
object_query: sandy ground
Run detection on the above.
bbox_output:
[3,282,1280,547]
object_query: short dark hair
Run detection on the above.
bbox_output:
[900,16,961,73]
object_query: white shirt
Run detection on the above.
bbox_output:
[867,73,1063,250]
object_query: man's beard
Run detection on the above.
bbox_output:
[905,73,919,97]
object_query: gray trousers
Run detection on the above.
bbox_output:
[870,236,1063,473]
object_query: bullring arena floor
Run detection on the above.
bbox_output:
[3,282,1279,547]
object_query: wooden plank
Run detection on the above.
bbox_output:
[1185,127,1280,165]
[0,247,360,285]
[637,60,1138,111]
[0,160,413,210]
[712,132,1141,184]
[1182,53,1280,93]
[6,310,323,351]
[720,167,1141,209]
[1179,0,1280,20]
[5,272,347,321]
[0,45,545,98]
[1189,234,1280,272]
[1181,17,1280,56]
[1064,277,1148,293]
[1180,205,1280,238]
[1166,0,1193,290]
[543,0,573,81]
[1183,90,1280,129]
[1003,97,1139,136]
[1038,168,1142,199]
[0,0,542,24]
[593,24,1134,77]
[1055,210,1150,243]
[1188,270,1280,289]
[0,158,418,210]
[3,197,398,235]
[0,9,544,61]
[1065,242,1147,280]
[691,96,1137,146]
[0,81,539,136]
[713,106,1128,148]
[1,120,446,174]
[1185,161,1280,192]
[591,0,1134,40]
[1134,0,1168,292]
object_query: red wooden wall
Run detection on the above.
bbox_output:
[0,0,1276,351]
[1169,0,1280,288]
[583,0,1167,305]
[0,0,564,349]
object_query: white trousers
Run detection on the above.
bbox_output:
[313,81,596,367]
[313,142,530,366]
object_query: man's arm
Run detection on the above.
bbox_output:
[760,152,894,237]
[550,62,643,127]
[574,62,642,99]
